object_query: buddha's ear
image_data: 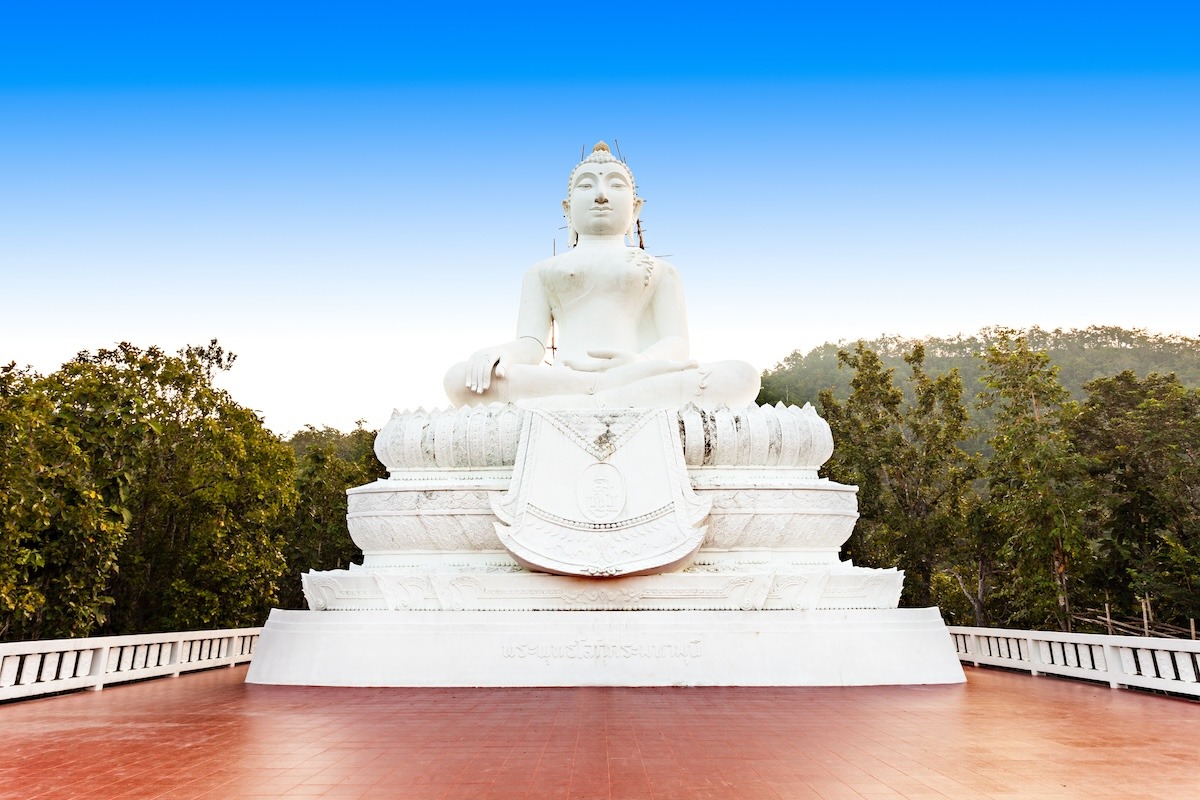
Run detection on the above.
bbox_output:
[627,197,645,239]
[562,199,577,246]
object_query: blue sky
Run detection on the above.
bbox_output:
[2,2,1198,433]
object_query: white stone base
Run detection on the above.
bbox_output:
[302,562,904,612]
[245,607,965,687]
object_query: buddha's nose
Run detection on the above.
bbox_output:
[594,190,608,203]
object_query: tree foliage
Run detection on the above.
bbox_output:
[977,334,1089,630]
[761,326,1200,409]
[1069,372,1200,625]
[1,364,118,638]
[820,344,975,608]
[792,328,1200,631]
[2,342,298,640]
[276,425,386,610]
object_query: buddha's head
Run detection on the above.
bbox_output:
[563,142,643,245]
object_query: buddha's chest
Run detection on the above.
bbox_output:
[542,251,655,311]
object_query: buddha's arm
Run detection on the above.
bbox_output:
[463,267,550,394]
[513,265,552,350]
[639,262,690,361]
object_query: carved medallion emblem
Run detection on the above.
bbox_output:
[578,462,625,522]
[491,409,710,577]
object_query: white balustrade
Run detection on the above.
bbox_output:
[947,625,1200,697]
[13,624,1194,699]
[0,627,261,702]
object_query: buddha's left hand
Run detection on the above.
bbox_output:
[562,349,647,371]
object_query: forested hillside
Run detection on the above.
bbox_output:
[760,326,1200,409]
[762,327,1200,633]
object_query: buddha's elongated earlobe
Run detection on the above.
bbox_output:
[562,199,577,247]
[626,197,644,242]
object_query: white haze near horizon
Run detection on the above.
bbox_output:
[3,81,1198,436]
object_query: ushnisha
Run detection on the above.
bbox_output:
[444,142,760,409]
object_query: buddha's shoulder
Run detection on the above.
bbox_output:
[531,251,574,271]
[528,248,678,279]
[535,247,676,266]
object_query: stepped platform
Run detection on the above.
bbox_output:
[2,664,1196,799]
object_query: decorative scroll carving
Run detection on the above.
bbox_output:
[302,572,386,612]
[374,575,433,611]
[769,573,829,611]
[819,570,905,609]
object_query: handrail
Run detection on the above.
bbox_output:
[10,624,1197,700]
[0,627,262,702]
[947,625,1200,698]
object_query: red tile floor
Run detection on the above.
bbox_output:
[1,665,1196,799]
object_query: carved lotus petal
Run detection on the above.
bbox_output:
[375,403,835,473]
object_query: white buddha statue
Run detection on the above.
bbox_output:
[444,142,760,409]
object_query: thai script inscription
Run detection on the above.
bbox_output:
[501,639,702,660]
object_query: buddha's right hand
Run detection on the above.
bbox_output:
[464,337,546,394]
[466,348,504,394]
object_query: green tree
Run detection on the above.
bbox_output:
[36,341,297,634]
[151,398,297,630]
[819,344,975,608]
[758,342,851,409]
[978,333,1089,631]
[277,425,386,609]
[0,364,119,639]
[1070,372,1200,626]
[942,503,1006,628]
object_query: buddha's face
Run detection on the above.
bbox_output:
[564,165,642,238]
